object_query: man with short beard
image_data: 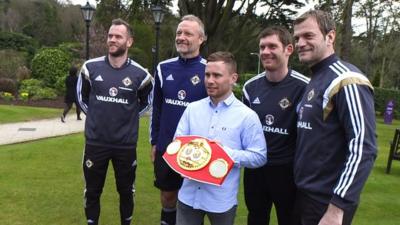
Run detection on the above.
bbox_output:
[150,15,208,225]
[77,18,153,225]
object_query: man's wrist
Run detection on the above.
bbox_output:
[327,203,344,218]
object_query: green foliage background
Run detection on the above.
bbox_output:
[31,48,72,93]
[0,31,38,56]
[374,87,400,118]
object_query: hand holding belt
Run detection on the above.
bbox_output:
[163,136,234,186]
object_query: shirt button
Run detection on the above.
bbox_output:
[211,126,214,129]
[198,187,201,190]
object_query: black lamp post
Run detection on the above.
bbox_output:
[250,52,261,74]
[81,1,95,60]
[151,5,165,74]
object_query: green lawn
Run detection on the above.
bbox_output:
[0,117,399,225]
[0,105,61,124]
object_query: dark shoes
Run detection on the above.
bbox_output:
[61,115,65,123]
[77,116,82,120]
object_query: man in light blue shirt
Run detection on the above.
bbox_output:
[174,51,267,225]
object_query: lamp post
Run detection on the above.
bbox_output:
[250,52,261,74]
[81,1,95,60]
[151,4,165,74]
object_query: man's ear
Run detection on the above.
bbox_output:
[286,43,294,56]
[326,30,336,47]
[231,73,238,84]
[127,37,134,48]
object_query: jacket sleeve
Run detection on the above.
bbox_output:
[150,64,163,145]
[76,63,91,114]
[331,83,377,210]
[242,82,251,107]
[138,72,154,117]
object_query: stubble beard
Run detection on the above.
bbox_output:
[109,45,127,57]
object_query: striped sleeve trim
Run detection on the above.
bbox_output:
[326,60,369,198]
[290,70,310,83]
[156,57,179,88]
[322,62,373,120]
[242,72,265,103]
[333,83,365,198]
[76,60,94,114]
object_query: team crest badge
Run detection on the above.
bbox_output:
[122,77,132,86]
[265,114,274,126]
[177,90,186,100]
[307,89,315,101]
[191,75,201,85]
[109,87,118,97]
[86,159,94,168]
[279,97,291,110]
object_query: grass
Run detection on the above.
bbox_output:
[0,117,399,224]
[0,105,61,124]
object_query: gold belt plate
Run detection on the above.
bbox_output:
[176,138,212,171]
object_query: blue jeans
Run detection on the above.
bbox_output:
[176,200,237,225]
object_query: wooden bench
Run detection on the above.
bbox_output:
[386,128,400,174]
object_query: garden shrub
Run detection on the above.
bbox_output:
[0,92,16,101]
[31,88,57,100]
[31,48,71,91]
[19,92,29,101]
[19,79,44,97]
[15,66,31,81]
[58,42,82,59]
[0,49,28,80]
[0,78,17,94]
[0,31,38,55]
[19,78,57,100]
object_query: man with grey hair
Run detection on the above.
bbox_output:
[150,14,208,225]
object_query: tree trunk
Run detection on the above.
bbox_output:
[339,0,353,61]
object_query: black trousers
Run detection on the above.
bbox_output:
[83,144,137,225]
[63,102,81,118]
[244,164,296,225]
[292,191,357,225]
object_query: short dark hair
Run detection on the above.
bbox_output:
[207,51,237,73]
[293,10,336,36]
[259,26,292,46]
[111,18,134,37]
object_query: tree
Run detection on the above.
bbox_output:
[177,0,304,58]
[354,0,400,87]
[338,0,354,61]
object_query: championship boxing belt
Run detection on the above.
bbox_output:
[162,135,234,186]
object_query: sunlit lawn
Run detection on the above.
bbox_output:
[0,105,61,124]
[0,117,399,224]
